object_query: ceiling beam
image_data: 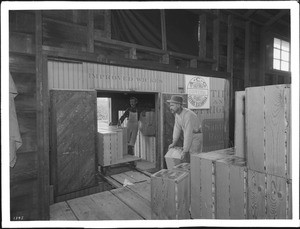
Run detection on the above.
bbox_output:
[264,10,289,27]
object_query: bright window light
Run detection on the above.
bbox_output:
[273,38,290,72]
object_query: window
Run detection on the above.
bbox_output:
[273,38,290,72]
[97,98,111,129]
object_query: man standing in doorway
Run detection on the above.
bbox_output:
[118,97,140,155]
[167,95,203,162]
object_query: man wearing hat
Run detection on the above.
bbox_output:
[118,96,140,155]
[167,95,203,162]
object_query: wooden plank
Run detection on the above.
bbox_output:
[265,85,286,177]
[199,14,207,58]
[190,153,201,219]
[246,86,265,173]
[123,170,150,183]
[111,187,151,219]
[36,10,50,220]
[285,86,291,179]
[266,174,287,219]
[247,169,266,219]
[127,180,151,202]
[50,201,77,220]
[287,179,292,219]
[110,173,137,186]
[230,160,246,219]
[215,160,230,219]
[234,91,245,159]
[200,158,213,219]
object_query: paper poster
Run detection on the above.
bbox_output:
[185,75,210,109]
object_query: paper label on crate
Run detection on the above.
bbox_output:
[185,75,210,109]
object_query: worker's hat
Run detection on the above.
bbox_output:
[166,95,186,104]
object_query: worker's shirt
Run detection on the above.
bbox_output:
[120,107,141,124]
[173,108,201,152]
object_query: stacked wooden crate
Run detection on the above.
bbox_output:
[245,84,291,219]
[190,148,238,219]
[135,132,156,163]
[97,126,127,166]
[151,169,190,219]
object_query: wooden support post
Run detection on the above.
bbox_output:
[160,10,167,51]
[244,21,251,88]
[87,10,94,53]
[227,15,234,147]
[36,11,50,219]
[259,27,266,86]
[104,10,111,39]
[212,10,220,71]
[199,14,207,58]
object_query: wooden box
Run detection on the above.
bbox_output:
[190,148,234,219]
[151,169,190,219]
[164,147,183,169]
[215,156,247,219]
[97,130,118,166]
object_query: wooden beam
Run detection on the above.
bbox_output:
[87,10,94,53]
[213,10,220,71]
[160,10,167,51]
[245,9,256,18]
[43,46,227,79]
[36,11,50,220]
[199,14,207,58]
[257,10,289,27]
[244,21,251,88]
[227,15,234,146]
[104,10,111,39]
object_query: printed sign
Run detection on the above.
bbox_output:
[185,75,210,109]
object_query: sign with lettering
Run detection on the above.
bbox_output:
[185,75,210,109]
[202,119,224,152]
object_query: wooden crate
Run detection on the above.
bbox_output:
[246,84,291,178]
[190,148,234,219]
[173,163,191,212]
[97,131,118,166]
[215,156,247,219]
[234,91,245,159]
[151,169,190,219]
[164,147,184,169]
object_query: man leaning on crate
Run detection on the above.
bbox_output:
[166,95,203,165]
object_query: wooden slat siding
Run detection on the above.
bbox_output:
[199,14,207,58]
[9,52,36,74]
[50,201,78,220]
[246,86,265,173]
[266,174,287,219]
[10,179,39,220]
[50,90,97,196]
[74,62,79,89]
[111,187,152,219]
[229,160,247,219]
[234,91,245,158]
[265,85,286,178]
[87,10,94,53]
[127,180,151,202]
[244,21,250,88]
[11,72,36,94]
[63,62,69,89]
[9,32,35,55]
[14,94,36,112]
[190,154,201,219]
[247,169,266,219]
[58,61,64,88]
[52,61,59,89]
[212,10,220,71]
[215,160,230,219]
[16,111,37,153]
[285,86,291,179]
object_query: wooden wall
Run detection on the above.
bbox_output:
[9,11,39,220]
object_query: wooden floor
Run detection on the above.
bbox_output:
[50,169,153,220]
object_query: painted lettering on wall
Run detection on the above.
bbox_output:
[88,73,163,83]
[202,118,224,152]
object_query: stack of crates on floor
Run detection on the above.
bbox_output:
[151,169,190,219]
[97,126,127,166]
[245,84,292,219]
[190,147,247,219]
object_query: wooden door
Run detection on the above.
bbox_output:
[50,89,97,197]
[161,93,187,168]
